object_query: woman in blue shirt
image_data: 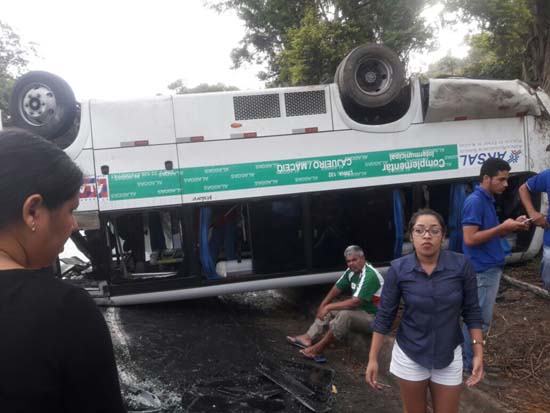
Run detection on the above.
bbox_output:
[365,209,484,413]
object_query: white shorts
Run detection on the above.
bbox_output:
[389,341,463,386]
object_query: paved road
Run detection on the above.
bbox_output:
[104,289,402,412]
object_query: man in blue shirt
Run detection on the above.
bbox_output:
[519,170,550,290]
[462,157,530,373]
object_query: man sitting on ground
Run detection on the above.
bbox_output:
[287,245,384,361]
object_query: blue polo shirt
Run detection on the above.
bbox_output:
[526,169,550,246]
[462,186,505,272]
[372,250,482,369]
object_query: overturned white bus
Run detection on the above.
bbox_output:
[4,44,550,305]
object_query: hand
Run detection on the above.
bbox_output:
[316,306,329,321]
[515,215,532,230]
[528,212,548,228]
[501,218,529,232]
[466,356,484,387]
[365,360,382,390]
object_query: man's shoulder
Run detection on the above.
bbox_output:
[363,263,382,279]
[336,268,352,284]
[464,190,484,206]
[528,169,550,190]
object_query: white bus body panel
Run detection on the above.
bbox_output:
[180,117,526,203]
[90,97,176,149]
[425,79,541,122]
[94,145,181,211]
[173,86,333,142]
[329,81,424,132]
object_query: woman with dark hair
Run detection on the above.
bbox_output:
[365,209,484,413]
[0,129,126,412]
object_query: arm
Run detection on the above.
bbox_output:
[463,219,528,247]
[321,295,363,314]
[365,266,401,389]
[466,328,484,387]
[461,258,484,387]
[316,285,343,320]
[519,183,547,227]
[462,194,529,247]
[365,332,385,389]
[59,289,126,413]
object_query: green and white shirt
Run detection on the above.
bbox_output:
[335,263,384,314]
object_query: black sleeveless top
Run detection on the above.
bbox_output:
[0,269,125,412]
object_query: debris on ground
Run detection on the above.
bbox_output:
[121,383,163,412]
[258,359,335,412]
[482,259,550,413]
[180,359,335,413]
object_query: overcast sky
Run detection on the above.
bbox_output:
[3,1,472,101]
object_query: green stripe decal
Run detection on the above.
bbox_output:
[108,170,181,200]
[181,145,458,194]
[106,145,458,200]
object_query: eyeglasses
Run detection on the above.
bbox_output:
[412,226,443,237]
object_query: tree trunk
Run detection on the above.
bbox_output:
[528,0,550,93]
[502,274,550,300]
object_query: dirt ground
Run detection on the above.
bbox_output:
[482,257,550,413]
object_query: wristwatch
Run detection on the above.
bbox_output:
[471,339,486,346]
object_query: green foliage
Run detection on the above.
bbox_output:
[462,32,525,79]
[442,0,542,82]
[0,21,35,124]
[274,8,357,86]
[425,54,466,78]
[167,80,239,94]
[210,0,434,86]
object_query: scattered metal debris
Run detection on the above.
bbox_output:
[257,359,335,412]
[181,374,285,412]
[121,383,162,412]
[180,359,335,413]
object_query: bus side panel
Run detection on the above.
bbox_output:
[76,148,100,212]
[94,145,182,211]
[89,97,176,148]
[178,117,527,204]
[173,86,333,142]
[526,116,550,173]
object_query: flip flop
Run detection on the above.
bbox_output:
[300,349,327,363]
[286,336,308,349]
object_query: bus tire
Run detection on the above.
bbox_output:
[9,71,77,140]
[336,44,405,109]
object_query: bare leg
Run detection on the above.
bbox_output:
[429,381,461,413]
[397,378,429,413]
[288,333,313,347]
[301,330,334,357]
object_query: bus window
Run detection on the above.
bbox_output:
[107,208,191,279]
[348,189,395,264]
[311,192,353,271]
[197,203,251,279]
[249,196,305,274]
[311,189,395,267]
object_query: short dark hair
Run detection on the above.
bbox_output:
[0,128,83,229]
[480,157,511,180]
[408,208,446,234]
